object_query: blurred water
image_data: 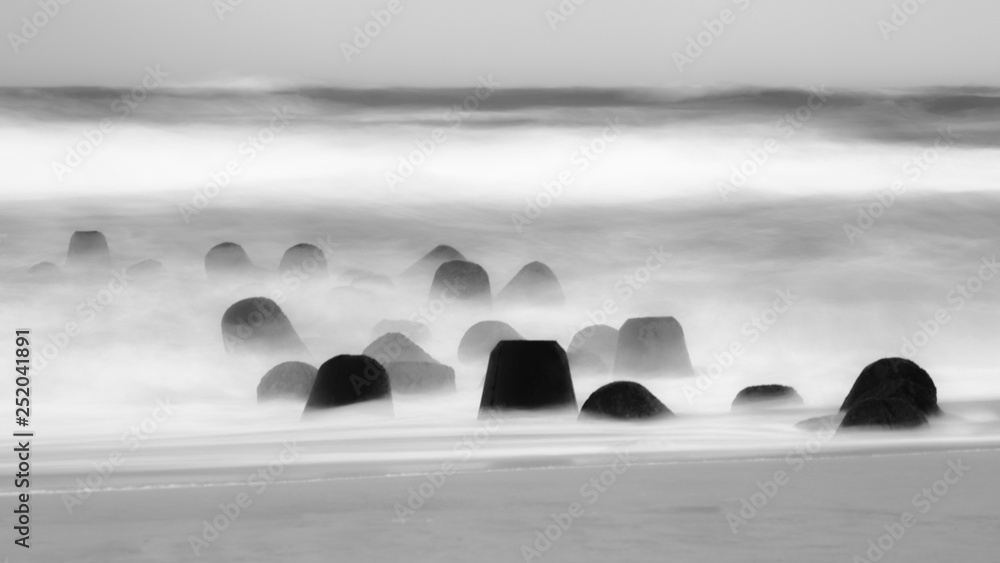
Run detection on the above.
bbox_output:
[1,87,1000,485]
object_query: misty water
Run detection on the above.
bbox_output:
[2,87,1000,494]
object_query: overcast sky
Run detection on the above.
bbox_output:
[2,0,997,89]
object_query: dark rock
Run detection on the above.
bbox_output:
[732,385,803,410]
[401,245,466,281]
[479,341,577,415]
[386,362,456,394]
[257,361,318,402]
[579,381,672,421]
[303,355,392,413]
[221,297,309,358]
[839,399,929,431]
[127,259,165,279]
[66,231,111,272]
[497,261,565,306]
[205,242,254,280]
[840,358,939,416]
[568,324,618,367]
[370,320,431,345]
[568,349,609,375]
[363,333,437,365]
[458,321,523,363]
[613,317,693,377]
[429,260,491,306]
[278,243,328,281]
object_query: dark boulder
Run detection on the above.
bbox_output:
[429,260,491,306]
[732,385,803,410]
[840,358,939,416]
[363,333,437,365]
[66,231,111,272]
[458,321,523,363]
[278,243,328,281]
[568,324,618,367]
[497,261,565,306]
[303,355,392,413]
[613,317,693,377]
[386,362,456,394]
[221,297,309,358]
[370,320,431,345]
[401,244,466,281]
[257,361,318,402]
[205,242,254,280]
[479,341,577,415]
[839,399,929,431]
[579,381,672,421]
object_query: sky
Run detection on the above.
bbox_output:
[1,0,997,89]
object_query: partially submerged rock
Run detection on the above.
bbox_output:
[458,320,523,363]
[497,261,565,306]
[840,358,939,417]
[401,244,466,282]
[370,320,431,345]
[568,349,609,375]
[205,242,254,280]
[127,259,165,279]
[479,341,576,415]
[613,317,693,377]
[221,297,309,358]
[257,361,318,402]
[386,362,456,394]
[279,243,328,281]
[66,231,111,272]
[429,260,492,307]
[732,385,803,410]
[568,324,618,367]
[363,333,437,365]
[303,355,392,413]
[579,381,672,421]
